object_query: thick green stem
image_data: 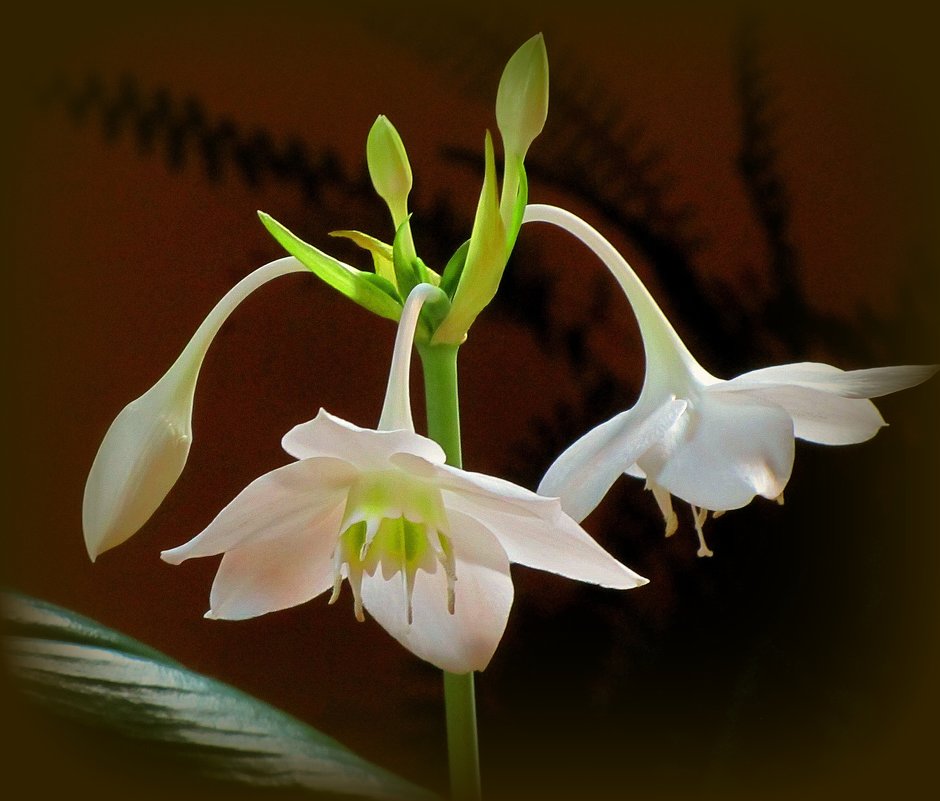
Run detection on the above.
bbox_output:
[419,343,463,468]
[417,342,480,801]
[441,671,480,801]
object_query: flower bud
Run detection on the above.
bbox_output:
[367,115,413,226]
[496,33,549,162]
[83,374,193,560]
[83,257,307,560]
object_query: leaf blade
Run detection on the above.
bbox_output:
[2,593,437,801]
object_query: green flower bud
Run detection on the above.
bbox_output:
[496,33,549,163]
[367,115,413,226]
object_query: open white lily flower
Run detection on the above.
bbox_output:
[162,283,646,673]
[527,203,937,557]
[83,256,308,561]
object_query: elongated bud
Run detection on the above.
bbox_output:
[496,33,549,163]
[367,115,413,226]
[82,257,307,560]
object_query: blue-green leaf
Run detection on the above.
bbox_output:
[2,592,437,800]
[259,212,403,323]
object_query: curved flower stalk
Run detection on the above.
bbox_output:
[162,283,646,673]
[527,203,937,557]
[83,257,308,561]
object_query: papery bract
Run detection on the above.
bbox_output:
[83,257,307,561]
[527,203,937,556]
[162,284,646,672]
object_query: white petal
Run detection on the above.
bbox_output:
[282,408,445,466]
[161,457,355,563]
[392,454,646,588]
[646,392,794,510]
[720,361,938,399]
[711,383,886,445]
[408,456,646,589]
[206,503,345,620]
[83,381,191,561]
[392,452,557,516]
[440,472,648,590]
[360,512,513,673]
[537,398,688,522]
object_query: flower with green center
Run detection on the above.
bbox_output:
[83,256,308,561]
[161,283,646,673]
[527,204,937,557]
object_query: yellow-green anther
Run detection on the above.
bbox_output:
[431,132,506,345]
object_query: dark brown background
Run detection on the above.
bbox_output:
[3,2,939,800]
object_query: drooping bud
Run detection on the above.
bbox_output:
[82,257,307,560]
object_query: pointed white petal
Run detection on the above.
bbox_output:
[710,383,887,444]
[161,457,354,563]
[360,512,513,673]
[720,361,938,399]
[83,381,191,561]
[624,464,647,479]
[205,503,345,620]
[647,393,794,510]
[537,398,688,522]
[406,458,648,589]
[443,485,647,589]
[282,409,445,467]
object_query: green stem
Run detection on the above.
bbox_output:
[442,671,480,801]
[417,342,481,801]
[419,343,463,467]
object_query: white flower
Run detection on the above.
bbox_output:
[162,284,646,673]
[527,204,937,557]
[83,257,307,561]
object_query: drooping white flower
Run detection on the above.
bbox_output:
[83,257,308,561]
[527,203,937,557]
[162,283,646,673]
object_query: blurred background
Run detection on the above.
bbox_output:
[3,2,938,800]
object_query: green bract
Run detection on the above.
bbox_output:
[432,132,505,345]
[259,212,404,320]
[329,229,396,285]
[258,35,548,348]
